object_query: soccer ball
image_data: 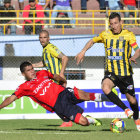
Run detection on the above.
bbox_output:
[110,118,126,133]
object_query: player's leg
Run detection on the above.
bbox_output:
[125,93,138,118]
[102,78,131,115]
[73,86,118,102]
[69,104,102,126]
[76,114,102,126]
[74,88,103,101]
[125,94,140,131]
[54,89,102,126]
[57,105,102,126]
[56,111,101,126]
[56,113,73,127]
[121,76,140,131]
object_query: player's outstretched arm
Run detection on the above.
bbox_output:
[129,48,140,64]
[75,39,94,65]
[0,95,17,110]
[53,74,67,87]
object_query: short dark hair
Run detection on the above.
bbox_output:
[20,61,32,73]
[109,12,121,21]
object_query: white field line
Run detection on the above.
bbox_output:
[0,131,22,134]
[0,131,87,135]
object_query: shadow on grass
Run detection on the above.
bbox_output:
[101,129,111,131]
[45,125,60,127]
[16,128,95,132]
[101,129,134,132]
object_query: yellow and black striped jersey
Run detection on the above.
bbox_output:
[42,43,62,75]
[93,29,139,76]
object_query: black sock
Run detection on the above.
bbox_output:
[106,91,128,110]
[130,101,139,120]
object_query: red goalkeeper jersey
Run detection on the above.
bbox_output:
[14,70,65,111]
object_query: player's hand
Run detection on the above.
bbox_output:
[59,73,65,79]
[62,82,67,88]
[75,51,85,65]
[129,57,137,64]
[59,73,67,87]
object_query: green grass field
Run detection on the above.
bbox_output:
[0,119,140,140]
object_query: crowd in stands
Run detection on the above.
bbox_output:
[0,0,139,35]
[0,0,16,35]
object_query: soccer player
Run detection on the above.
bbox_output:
[33,30,68,82]
[0,61,103,126]
[75,12,140,131]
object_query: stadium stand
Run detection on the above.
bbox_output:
[1,0,140,35]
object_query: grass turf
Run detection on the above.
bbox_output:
[0,119,140,140]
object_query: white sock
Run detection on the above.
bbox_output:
[94,93,110,102]
[86,118,95,124]
[94,93,102,102]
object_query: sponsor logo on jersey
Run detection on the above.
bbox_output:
[108,56,122,60]
[33,79,52,94]
[112,48,124,52]
[107,47,124,52]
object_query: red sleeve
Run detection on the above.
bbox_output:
[37,70,54,79]
[14,84,25,99]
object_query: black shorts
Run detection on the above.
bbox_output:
[54,88,83,123]
[102,71,135,97]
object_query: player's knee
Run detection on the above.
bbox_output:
[102,85,111,94]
